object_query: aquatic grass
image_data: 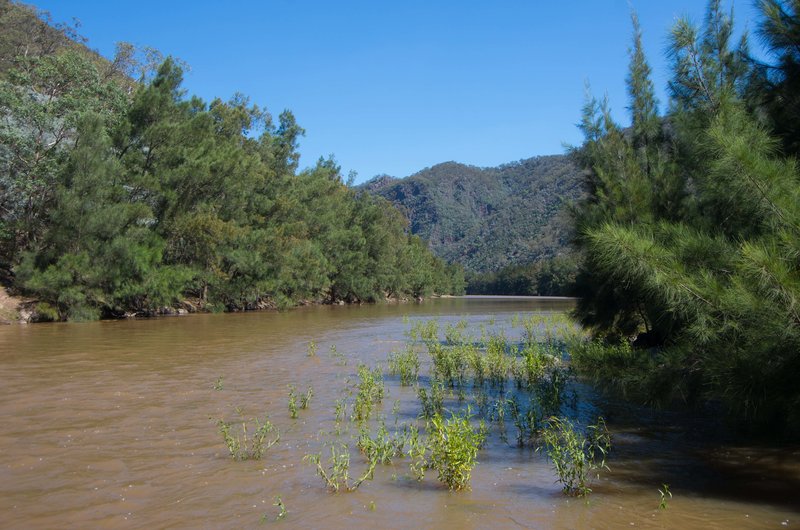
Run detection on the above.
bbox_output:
[334,398,346,422]
[387,346,420,386]
[304,443,377,493]
[300,386,313,409]
[275,496,287,520]
[512,344,548,390]
[505,395,544,447]
[429,342,469,388]
[288,385,299,419]
[468,345,487,386]
[304,310,607,497]
[218,412,280,461]
[307,340,317,357]
[408,319,439,345]
[486,333,511,388]
[521,312,578,348]
[659,483,672,509]
[472,388,490,417]
[539,416,611,496]
[444,319,469,346]
[411,409,487,491]
[352,364,385,423]
[213,376,224,391]
[491,397,510,445]
[418,379,445,419]
[329,344,347,365]
[357,420,418,465]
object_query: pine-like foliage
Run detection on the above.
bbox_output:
[572,2,800,433]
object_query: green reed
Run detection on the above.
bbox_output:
[304,443,377,493]
[387,346,420,386]
[539,416,611,497]
[218,411,280,461]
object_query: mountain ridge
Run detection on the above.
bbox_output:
[360,154,584,274]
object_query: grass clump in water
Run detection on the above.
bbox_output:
[408,318,439,345]
[358,420,418,465]
[417,379,445,419]
[539,416,610,496]
[387,346,420,386]
[218,411,280,461]
[288,385,299,419]
[300,386,313,409]
[352,364,385,423]
[304,443,377,493]
[411,409,487,490]
[659,483,672,509]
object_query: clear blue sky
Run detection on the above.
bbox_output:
[33,0,761,183]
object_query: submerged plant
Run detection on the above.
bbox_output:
[288,385,299,419]
[409,319,439,345]
[352,364,385,423]
[307,340,317,357]
[387,346,420,386]
[539,416,611,496]
[506,395,543,447]
[358,420,417,465]
[659,483,672,509]
[213,376,224,391]
[412,409,486,490]
[485,333,510,388]
[218,412,280,460]
[444,319,468,346]
[328,344,348,365]
[334,398,346,422]
[304,443,377,493]
[300,386,313,409]
[417,379,445,419]
[274,495,287,520]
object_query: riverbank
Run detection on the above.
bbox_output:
[0,285,31,324]
[0,288,441,324]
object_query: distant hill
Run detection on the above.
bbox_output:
[361,155,584,274]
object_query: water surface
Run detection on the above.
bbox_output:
[1,297,798,529]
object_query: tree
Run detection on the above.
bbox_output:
[571,0,800,432]
[0,48,126,264]
[748,0,800,156]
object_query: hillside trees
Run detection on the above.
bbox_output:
[0,5,463,318]
[0,48,127,264]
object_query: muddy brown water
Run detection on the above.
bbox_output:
[1,297,798,529]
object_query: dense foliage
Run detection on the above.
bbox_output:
[572,0,800,433]
[466,255,577,296]
[362,155,583,274]
[0,2,464,320]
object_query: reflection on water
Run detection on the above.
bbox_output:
[0,297,797,529]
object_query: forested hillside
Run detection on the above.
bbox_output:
[0,1,464,321]
[362,155,583,274]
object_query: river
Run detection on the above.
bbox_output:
[0,297,797,529]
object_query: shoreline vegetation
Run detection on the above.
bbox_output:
[0,3,465,322]
[570,0,800,436]
[0,282,457,324]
